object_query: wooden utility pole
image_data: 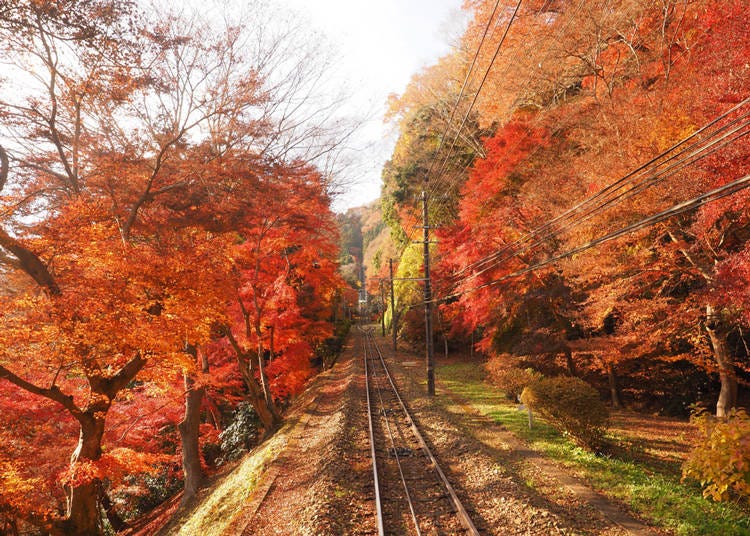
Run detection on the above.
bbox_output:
[389,258,397,353]
[422,191,435,396]
[379,281,386,336]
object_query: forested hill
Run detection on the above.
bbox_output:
[379,0,749,418]
[1,0,750,533]
[337,201,397,291]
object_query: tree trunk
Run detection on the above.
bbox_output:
[564,348,577,376]
[225,327,279,432]
[706,305,738,417]
[242,361,279,433]
[606,362,622,409]
[255,321,278,421]
[1,517,18,536]
[0,353,144,535]
[256,350,280,426]
[63,413,106,535]
[200,351,221,429]
[436,310,448,358]
[178,373,205,505]
[269,325,275,362]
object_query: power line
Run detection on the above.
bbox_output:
[398,0,503,249]
[423,0,524,204]
[428,0,503,164]
[454,114,750,285]
[431,172,750,305]
[425,0,596,225]
[451,98,750,281]
[401,0,524,249]
[456,117,750,284]
[427,0,532,191]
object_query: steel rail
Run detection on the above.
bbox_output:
[365,327,423,535]
[362,327,386,536]
[370,331,481,536]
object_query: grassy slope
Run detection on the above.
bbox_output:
[164,425,290,536]
[437,362,750,536]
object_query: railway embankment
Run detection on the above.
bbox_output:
[159,327,748,535]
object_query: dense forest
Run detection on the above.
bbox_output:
[0,1,358,534]
[372,0,750,422]
[1,0,750,533]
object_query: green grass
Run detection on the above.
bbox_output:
[437,362,750,536]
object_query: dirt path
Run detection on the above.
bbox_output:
[230,334,376,536]
[229,328,668,535]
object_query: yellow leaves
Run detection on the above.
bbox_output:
[0,460,52,519]
[647,111,697,153]
[682,407,750,502]
[0,461,41,496]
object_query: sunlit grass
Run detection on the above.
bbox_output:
[173,424,291,536]
[437,363,750,536]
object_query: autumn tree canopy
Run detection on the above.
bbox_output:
[0,1,349,533]
[381,0,750,416]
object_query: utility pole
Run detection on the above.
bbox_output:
[389,258,397,354]
[379,281,386,336]
[422,191,435,396]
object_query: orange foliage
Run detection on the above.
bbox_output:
[407,0,750,417]
[0,2,346,531]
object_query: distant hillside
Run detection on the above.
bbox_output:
[336,200,397,293]
[336,208,364,289]
[361,203,398,283]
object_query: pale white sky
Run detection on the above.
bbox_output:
[282,0,466,211]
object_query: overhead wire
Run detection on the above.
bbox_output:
[423,0,525,207]
[448,120,750,292]
[427,172,750,306]
[395,0,503,250]
[425,0,597,228]
[425,0,504,169]
[449,98,750,282]
[401,0,524,249]
[387,0,747,324]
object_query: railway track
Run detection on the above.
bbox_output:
[362,326,481,536]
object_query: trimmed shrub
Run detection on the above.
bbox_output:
[521,376,609,450]
[485,356,541,401]
[682,407,750,502]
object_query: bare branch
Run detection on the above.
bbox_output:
[0,363,81,415]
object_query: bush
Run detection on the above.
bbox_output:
[218,402,260,463]
[113,464,181,519]
[521,376,609,450]
[485,356,541,401]
[682,407,750,502]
